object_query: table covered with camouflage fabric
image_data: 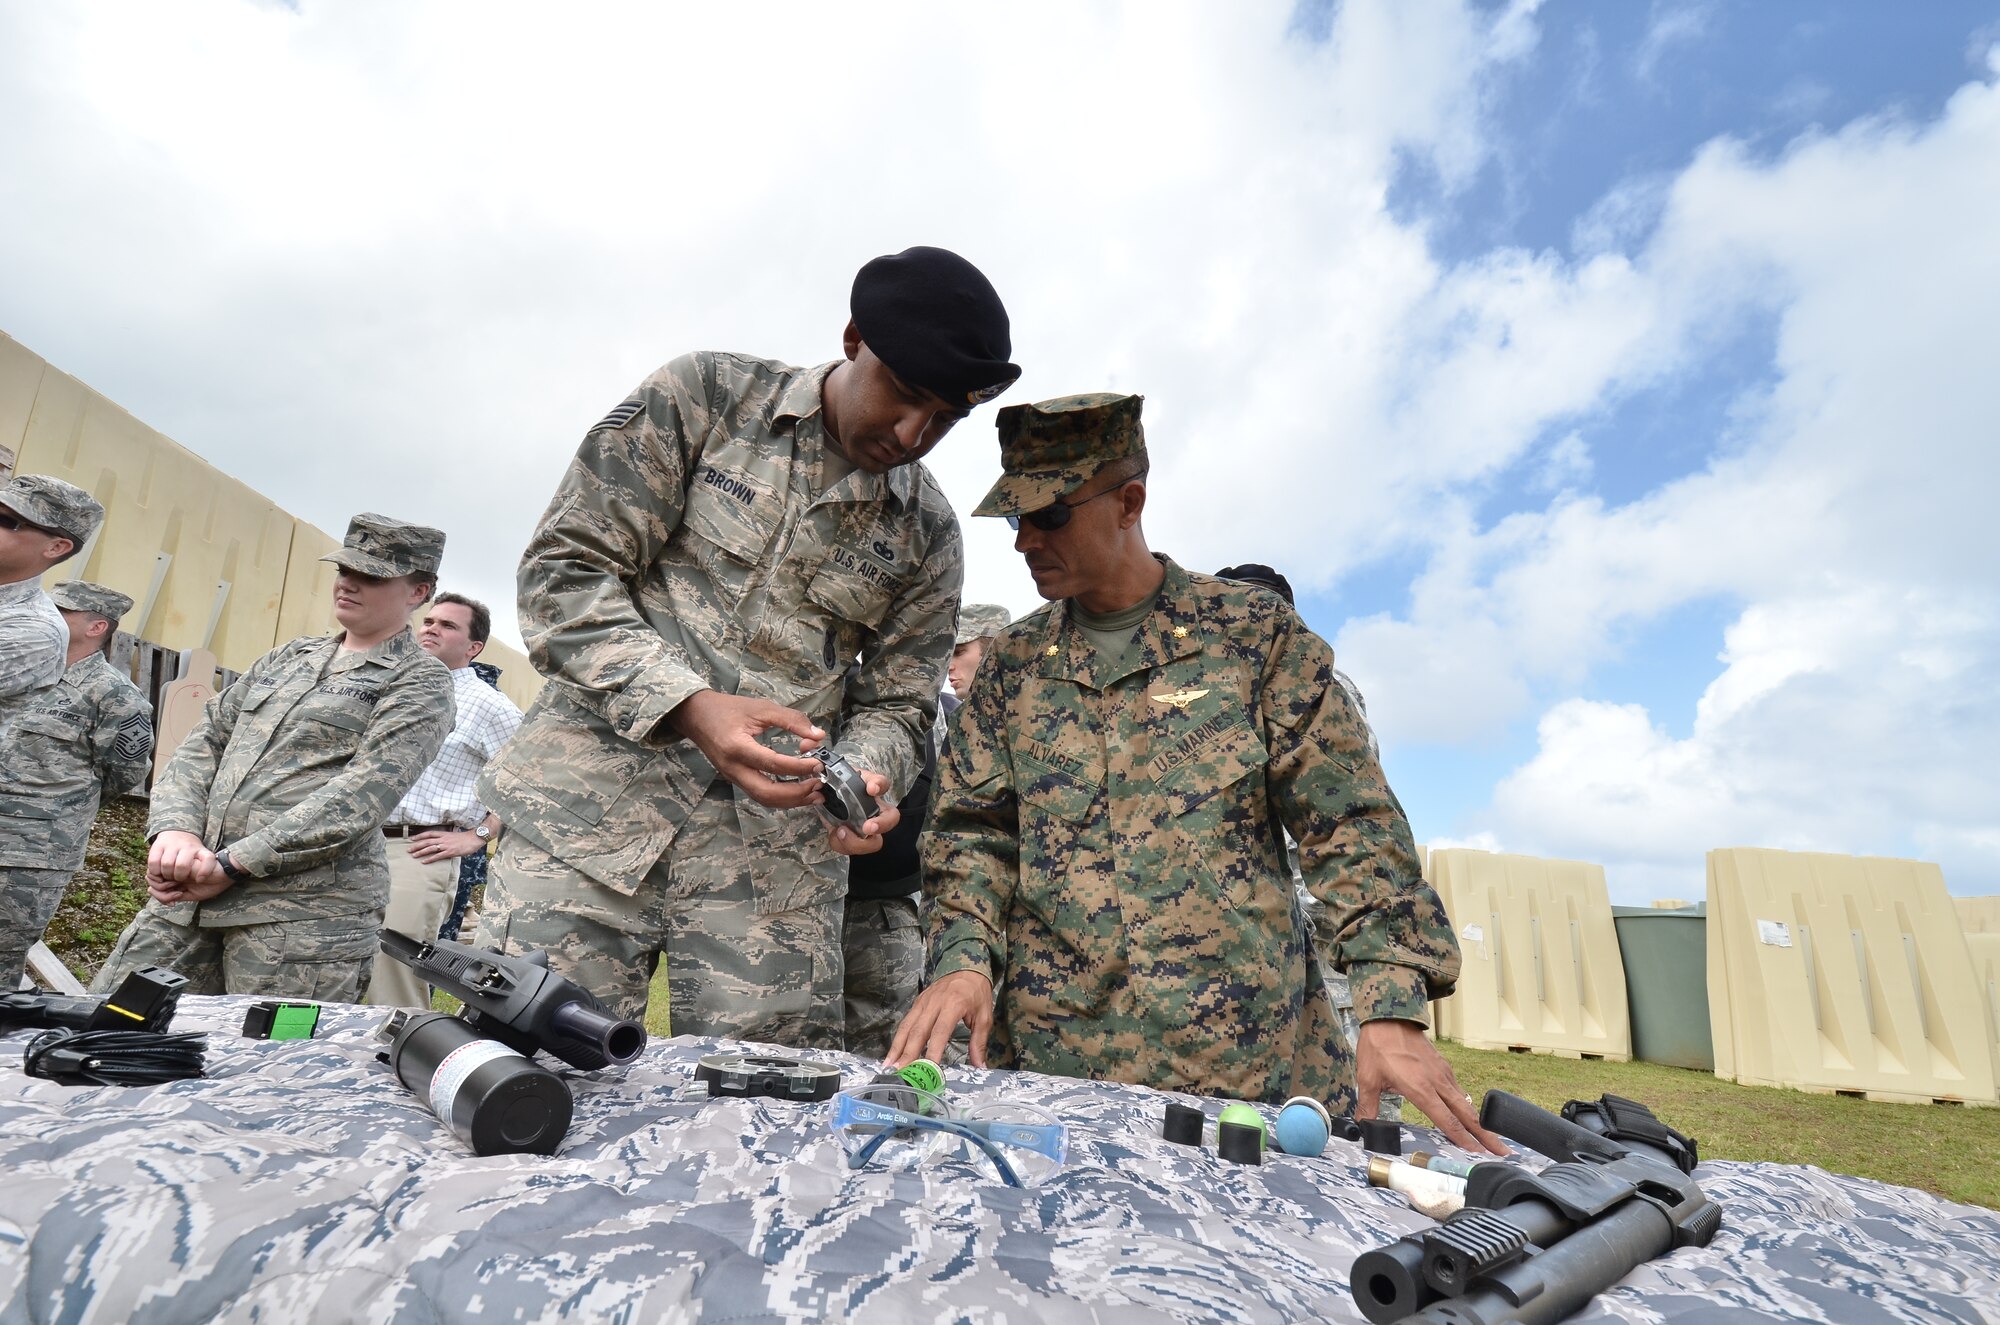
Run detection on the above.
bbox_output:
[1,996,1996,1323]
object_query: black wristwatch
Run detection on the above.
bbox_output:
[215,850,251,883]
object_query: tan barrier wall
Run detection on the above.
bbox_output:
[1426,848,1631,1060]
[1425,843,1463,1042]
[1969,934,2000,1073]
[1707,848,1997,1105]
[2,331,543,714]
[1957,896,2000,936]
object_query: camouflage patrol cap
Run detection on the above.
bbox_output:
[49,580,134,621]
[955,602,1012,645]
[320,512,445,579]
[971,393,1146,518]
[0,474,104,546]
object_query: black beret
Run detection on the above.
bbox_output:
[1216,563,1295,605]
[851,246,1020,408]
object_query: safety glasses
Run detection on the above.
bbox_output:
[827,1083,1068,1187]
[1005,484,1123,532]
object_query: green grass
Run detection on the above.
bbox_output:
[1420,1039,2000,1210]
[44,799,152,974]
[644,967,672,1038]
[430,964,673,1037]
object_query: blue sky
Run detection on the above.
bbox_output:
[1284,2,2000,895]
[2,1,1996,902]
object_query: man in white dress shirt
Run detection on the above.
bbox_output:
[365,593,524,1007]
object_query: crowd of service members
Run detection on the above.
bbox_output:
[0,247,1502,1153]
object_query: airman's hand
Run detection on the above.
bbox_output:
[668,690,826,808]
[146,830,215,888]
[146,831,232,904]
[826,769,900,855]
[886,969,993,1068]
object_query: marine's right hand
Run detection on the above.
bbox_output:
[146,830,219,899]
[885,968,994,1069]
[667,690,829,809]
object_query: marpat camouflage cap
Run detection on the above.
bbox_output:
[0,474,105,546]
[972,393,1146,518]
[320,512,446,579]
[955,602,1013,645]
[50,579,134,621]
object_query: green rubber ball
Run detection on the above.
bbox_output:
[1218,1102,1266,1137]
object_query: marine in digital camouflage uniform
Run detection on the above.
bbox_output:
[894,397,1504,1150]
[0,475,104,745]
[0,581,152,990]
[476,247,1019,1044]
[1217,561,1402,1121]
[92,515,454,1001]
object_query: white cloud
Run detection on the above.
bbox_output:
[1633,2,1713,87]
[1531,431,1591,492]
[1352,62,2000,892]
[0,0,1548,630]
[1489,586,2000,901]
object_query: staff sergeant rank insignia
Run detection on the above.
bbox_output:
[1149,687,1209,712]
[591,398,646,433]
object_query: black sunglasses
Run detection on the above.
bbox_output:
[1006,484,1125,532]
[0,510,57,536]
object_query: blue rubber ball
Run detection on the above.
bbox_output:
[1274,1101,1330,1157]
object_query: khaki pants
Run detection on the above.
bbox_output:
[475,788,845,1047]
[363,843,461,1007]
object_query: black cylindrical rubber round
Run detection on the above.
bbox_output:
[1217,1120,1263,1165]
[1359,1117,1403,1154]
[1163,1101,1204,1146]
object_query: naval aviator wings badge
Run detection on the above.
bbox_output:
[1150,687,1210,712]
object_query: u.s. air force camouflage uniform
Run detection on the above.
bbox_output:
[0,475,105,745]
[0,593,152,988]
[94,516,453,1000]
[476,351,963,1041]
[0,578,66,732]
[93,630,453,999]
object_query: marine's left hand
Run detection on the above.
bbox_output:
[825,769,900,855]
[1356,1019,1510,1156]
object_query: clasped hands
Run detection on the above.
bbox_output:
[146,829,235,905]
[667,690,899,855]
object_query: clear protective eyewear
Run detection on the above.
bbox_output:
[827,1083,1068,1188]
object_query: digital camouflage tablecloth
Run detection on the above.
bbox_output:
[1,996,1997,1324]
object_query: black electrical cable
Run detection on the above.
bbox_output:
[23,1029,206,1085]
